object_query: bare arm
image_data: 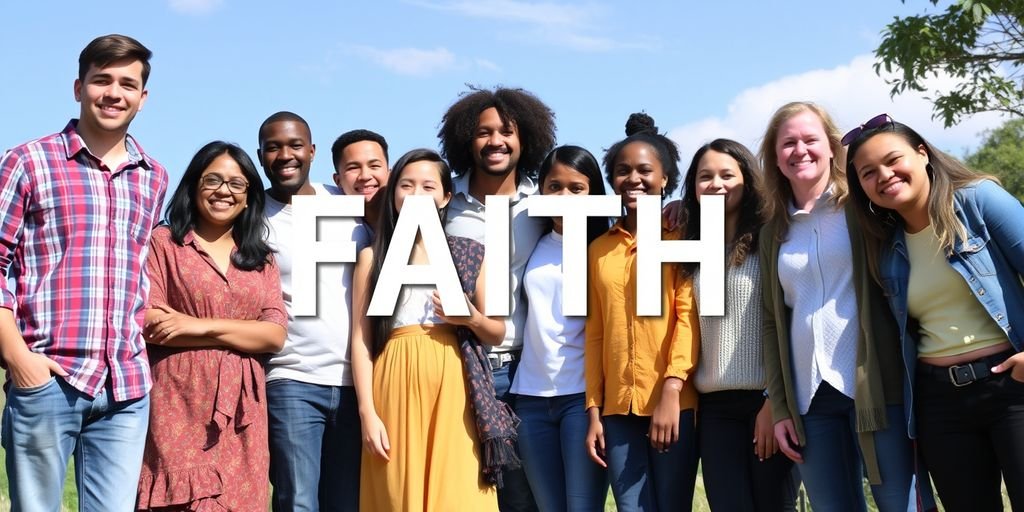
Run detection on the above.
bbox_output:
[144,304,285,353]
[351,247,391,460]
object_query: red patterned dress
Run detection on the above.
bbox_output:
[136,227,286,511]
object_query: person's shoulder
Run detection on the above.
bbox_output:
[319,182,342,195]
[148,225,177,250]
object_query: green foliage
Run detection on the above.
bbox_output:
[965,117,1024,201]
[876,0,1024,127]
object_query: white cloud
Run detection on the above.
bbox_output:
[667,54,1006,166]
[168,0,222,15]
[343,45,501,76]
[408,0,648,52]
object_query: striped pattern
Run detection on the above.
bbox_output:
[0,120,167,401]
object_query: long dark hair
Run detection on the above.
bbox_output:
[538,145,611,244]
[367,149,454,358]
[680,139,764,278]
[165,141,272,271]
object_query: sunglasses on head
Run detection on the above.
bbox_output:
[841,113,894,146]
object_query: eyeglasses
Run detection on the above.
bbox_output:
[200,174,249,194]
[841,113,894,146]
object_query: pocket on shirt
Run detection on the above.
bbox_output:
[956,236,997,277]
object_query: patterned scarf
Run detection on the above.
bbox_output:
[448,236,522,488]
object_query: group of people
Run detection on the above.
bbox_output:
[0,33,1021,512]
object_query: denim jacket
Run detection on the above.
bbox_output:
[878,180,1024,436]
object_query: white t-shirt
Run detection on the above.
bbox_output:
[510,232,586,397]
[264,183,371,386]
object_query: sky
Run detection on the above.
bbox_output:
[0,0,1007,199]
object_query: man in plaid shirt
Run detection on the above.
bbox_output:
[0,34,167,511]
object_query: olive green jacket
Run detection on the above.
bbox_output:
[759,205,905,484]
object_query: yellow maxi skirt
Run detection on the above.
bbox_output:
[360,324,498,512]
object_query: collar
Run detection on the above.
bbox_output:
[453,173,537,206]
[788,185,836,217]
[59,119,153,170]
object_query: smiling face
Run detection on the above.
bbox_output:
[394,160,452,213]
[694,149,745,216]
[774,110,833,193]
[541,162,592,233]
[74,59,148,138]
[852,132,931,219]
[611,141,667,213]
[471,107,521,177]
[334,140,389,202]
[259,120,315,196]
[196,153,249,230]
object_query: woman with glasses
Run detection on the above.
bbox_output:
[136,141,287,511]
[758,102,924,512]
[845,115,1024,511]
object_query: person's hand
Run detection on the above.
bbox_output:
[662,199,683,231]
[5,347,66,389]
[585,408,607,468]
[649,377,682,452]
[432,291,478,328]
[991,351,1024,383]
[774,418,803,463]
[754,399,779,461]
[360,411,391,461]
[145,304,210,344]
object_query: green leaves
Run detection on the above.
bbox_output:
[875,0,1023,126]
[966,118,1024,202]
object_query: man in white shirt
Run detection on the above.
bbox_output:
[259,112,370,512]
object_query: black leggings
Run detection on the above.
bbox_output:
[697,390,795,512]
[916,357,1024,511]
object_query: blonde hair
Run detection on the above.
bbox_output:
[757,101,847,241]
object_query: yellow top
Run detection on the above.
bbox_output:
[906,224,1007,357]
[585,222,699,416]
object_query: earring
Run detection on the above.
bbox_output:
[926,162,935,178]
[868,201,878,215]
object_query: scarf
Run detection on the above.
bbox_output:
[448,236,522,488]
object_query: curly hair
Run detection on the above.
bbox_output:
[602,112,682,195]
[437,85,556,180]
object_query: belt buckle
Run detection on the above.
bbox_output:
[487,354,502,371]
[948,364,977,387]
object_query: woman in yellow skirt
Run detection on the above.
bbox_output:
[351,149,505,511]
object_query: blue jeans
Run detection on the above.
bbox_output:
[267,380,361,512]
[515,393,608,512]
[492,358,539,512]
[798,383,922,512]
[603,411,698,512]
[1,376,149,512]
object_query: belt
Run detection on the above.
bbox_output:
[486,350,521,371]
[918,349,1015,387]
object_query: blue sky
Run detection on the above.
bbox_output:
[0,0,1004,196]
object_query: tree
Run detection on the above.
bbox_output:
[875,0,1024,127]
[965,117,1024,201]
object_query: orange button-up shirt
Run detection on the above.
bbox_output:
[585,222,699,416]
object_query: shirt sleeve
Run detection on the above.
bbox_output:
[144,230,170,309]
[759,233,790,423]
[584,249,605,410]
[0,150,29,311]
[976,180,1024,277]
[665,272,699,381]
[258,256,288,328]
